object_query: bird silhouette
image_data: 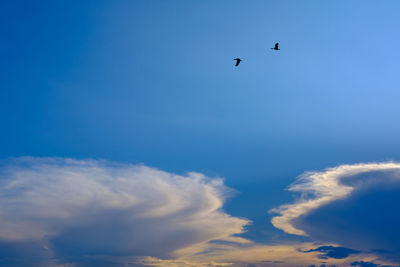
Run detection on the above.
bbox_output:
[234,58,242,66]
[271,43,280,50]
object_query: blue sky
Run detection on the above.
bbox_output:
[2,1,400,266]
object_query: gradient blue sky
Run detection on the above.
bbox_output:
[2,1,400,266]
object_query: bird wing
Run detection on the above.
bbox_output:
[275,43,279,49]
[235,59,240,66]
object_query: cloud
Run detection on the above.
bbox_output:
[1,158,399,266]
[350,261,379,267]
[135,243,395,267]
[270,162,400,262]
[0,157,249,266]
[270,162,400,236]
[303,246,360,259]
[349,261,398,267]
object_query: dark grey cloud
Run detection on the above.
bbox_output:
[350,261,399,267]
[293,171,400,257]
[303,246,359,259]
[351,261,379,267]
[271,163,400,263]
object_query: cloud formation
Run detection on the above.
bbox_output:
[136,243,394,267]
[0,157,249,265]
[270,162,400,262]
[303,246,360,259]
[270,162,400,236]
[1,158,399,266]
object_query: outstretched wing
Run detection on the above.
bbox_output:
[235,59,240,66]
[274,43,279,49]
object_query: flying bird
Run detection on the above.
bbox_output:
[234,58,242,66]
[271,43,280,50]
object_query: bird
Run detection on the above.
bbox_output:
[271,43,280,50]
[234,58,242,66]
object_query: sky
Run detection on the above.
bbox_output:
[2,0,400,266]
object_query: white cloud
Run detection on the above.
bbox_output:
[2,158,399,266]
[270,162,400,236]
[0,157,249,264]
[269,162,400,265]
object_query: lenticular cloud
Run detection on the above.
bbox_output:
[0,157,249,264]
